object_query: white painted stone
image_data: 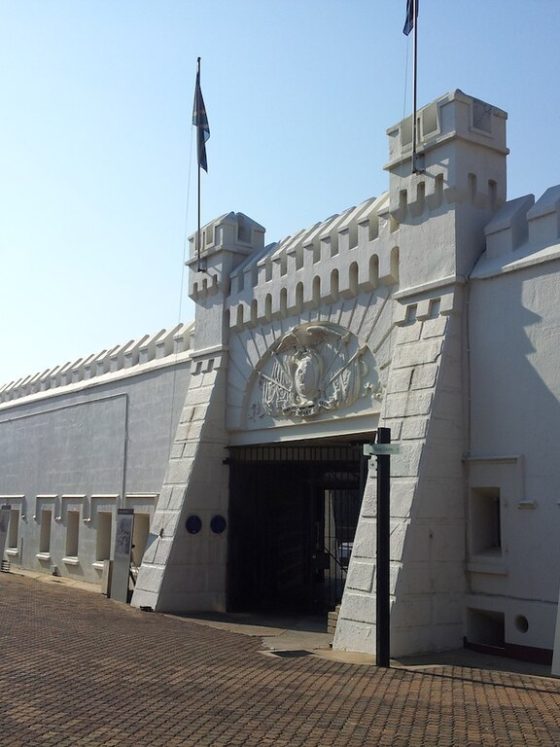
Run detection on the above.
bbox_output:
[346,561,374,593]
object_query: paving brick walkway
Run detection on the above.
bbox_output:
[1,573,560,746]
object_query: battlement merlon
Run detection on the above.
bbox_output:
[385,90,508,215]
[187,212,266,301]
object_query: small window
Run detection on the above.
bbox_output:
[40,509,52,553]
[467,608,505,648]
[96,512,112,562]
[416,182,426,212]
[435,173,444,207]
[66,510,80,557]
[470,487,501,555]
[468,173,477,203]
[8,509,19,549]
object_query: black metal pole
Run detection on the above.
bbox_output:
[376,426,391,667]
[411,0,419,174]
[196,57,202,273]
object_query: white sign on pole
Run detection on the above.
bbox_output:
[111,509,134,603]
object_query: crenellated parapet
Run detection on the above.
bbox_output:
[0,323,193,404]
[472,185,560,279]
[226,194,401,329]
[385,89,508,218]
[187,212,265,302]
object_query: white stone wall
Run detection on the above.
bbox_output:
[334,290,466,656]
[466,185,560,652]
[0,326,192,583]
[132,353,229,612]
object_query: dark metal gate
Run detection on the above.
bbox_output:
[227,442,367,613]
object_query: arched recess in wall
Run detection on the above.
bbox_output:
[349,262,359,296]
[330,269,339,301]
[312,276,321,306]
[236,305,244,327]
[280,288,288,315]
[265,294,272,322]
[369,255,379,288]
[250,299,258,326]
[295,282,304,314]
[390,247,399,283]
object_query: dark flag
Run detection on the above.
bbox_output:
[192,67,210,172]
[403,0,418,35]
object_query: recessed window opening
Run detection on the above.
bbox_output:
[400,117,412,146]
[416,182,426,212]
[405,304,417,324]
[280,254,287,276]
[422,103,438,136]
[295,248,304,270]
[488,180,498,210]
[468,173,477,203]
[399,189,407,213]
[8,509,19,549]
[40,509,52,553]
[467,608,505,648]
[280,288,288,314]
[312,276,321,305]
[250,299,258,325]
[470,487,501,555]
[313,241,321,264]
[428,299,441,318]
[330,270,339,301]
[369,216,379,241]
[96,512,112,562]
[265,294,272,322]
[236,305,244,327]
[390,246,399,281]
[265,260,272,282]
[66,510,80,557]
[349,262,359,296]
[435,173,444,207]
[295,282,304,313]
[369,255,379,287]
[237,218,250,243]
[330,238,338,258]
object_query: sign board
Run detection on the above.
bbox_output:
[0,505,11,562]
[363,443,400,457]
[111,509,134,603]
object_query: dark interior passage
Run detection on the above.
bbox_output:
[227,441,366,613]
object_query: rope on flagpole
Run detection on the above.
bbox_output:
[165,77,195,458]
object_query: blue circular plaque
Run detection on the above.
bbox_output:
[185,515,202,534]
[210,515,227,534]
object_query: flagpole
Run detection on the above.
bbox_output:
[196,57,203,272]
[411,0,420,174]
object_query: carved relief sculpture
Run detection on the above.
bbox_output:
[253,323,374,420]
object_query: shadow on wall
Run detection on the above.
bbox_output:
[392,261,560,659]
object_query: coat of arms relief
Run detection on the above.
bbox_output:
[247,322,381,423]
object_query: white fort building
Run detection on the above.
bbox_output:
[2,90,560,663]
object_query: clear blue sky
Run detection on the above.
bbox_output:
[1,0,559,384]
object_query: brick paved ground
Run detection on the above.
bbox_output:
[1,573,560,746]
